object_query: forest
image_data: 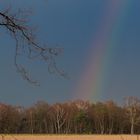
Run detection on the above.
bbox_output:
[0,96,140,135]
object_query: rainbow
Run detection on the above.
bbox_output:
[73,0,131,101]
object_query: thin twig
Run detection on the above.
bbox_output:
[0,9,67,85]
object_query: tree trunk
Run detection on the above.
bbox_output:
[131,118,134,134]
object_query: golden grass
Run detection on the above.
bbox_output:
[0,135,139,140]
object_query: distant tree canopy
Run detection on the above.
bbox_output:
[0,96,140,134]
[0,3,67,85]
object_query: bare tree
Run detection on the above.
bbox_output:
[94,102,108,134]
[0,5,67,85]
[51,103,68,134]
[124,96,140,134]
[105,101,119,134]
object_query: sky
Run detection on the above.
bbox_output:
[0,0,140,106]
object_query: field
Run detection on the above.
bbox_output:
[0,135,140,140]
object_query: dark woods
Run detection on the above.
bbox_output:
[0,97,140,134]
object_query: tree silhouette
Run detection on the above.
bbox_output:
[0,5,67,85]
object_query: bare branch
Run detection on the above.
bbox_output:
[0,8,67,85]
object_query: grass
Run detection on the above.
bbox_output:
[0,134,140,140]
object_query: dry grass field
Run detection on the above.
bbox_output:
[0,135,140,140]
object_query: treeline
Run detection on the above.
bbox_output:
[0,96,140,134]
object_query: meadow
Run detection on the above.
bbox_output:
[0,135,140,140]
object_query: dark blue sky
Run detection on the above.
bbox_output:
[0,0,140,106]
